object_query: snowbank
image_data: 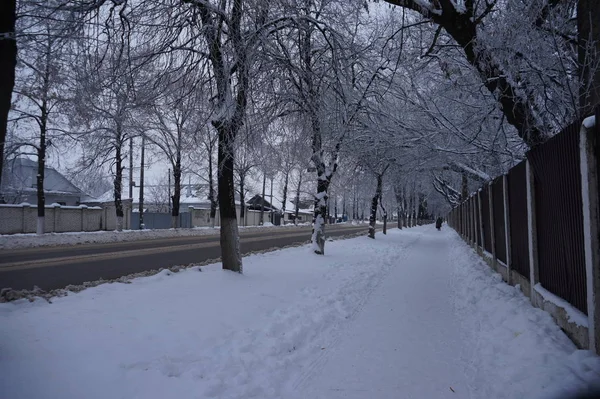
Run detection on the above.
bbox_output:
[0,223,319,250]
[449,230,600,399]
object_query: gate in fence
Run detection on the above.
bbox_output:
[130,212,192,230]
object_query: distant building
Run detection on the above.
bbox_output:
[1,157,88,206]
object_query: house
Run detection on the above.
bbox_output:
[1,157,88,206]
[248,194,313,224]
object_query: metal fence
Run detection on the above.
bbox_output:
[447,115,596,316]
[130,212,192,230]
[528,118,587,314]
[492,177,507,264]
[480,186,493,254]
[507,161,529,280]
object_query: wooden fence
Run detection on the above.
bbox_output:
[447,109,600,355]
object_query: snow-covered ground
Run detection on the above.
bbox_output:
[1,226,598,399]
[0,222,315,250]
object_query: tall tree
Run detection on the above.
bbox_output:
[0,0,17,190]
[578,0,600,116]
[10,3,72,233]
[381,0,579,146]
[72,36,149,230]
[147,72,199,228]
[182,0,283,272]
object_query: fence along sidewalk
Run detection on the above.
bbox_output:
[448,109,600,355]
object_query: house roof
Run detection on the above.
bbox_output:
[2,157,84,196]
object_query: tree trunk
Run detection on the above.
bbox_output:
[217,124,241,273]
[239,171,246,226]
[195,0,245,272]
[282,170,289,224]
[36,113,47,235]
[578,0,600,117]
[394,184,403,230]
[311,176,330,254]
[171,155,181,228]
[294,173,302,225]
[36,36,52,235]
[379,194,388,235]
[129,138,133,200]
[368,173,383,239]
[208,146,217,228]
[461,172,468,201]
[0,0,16,190]
[260,172,266,225]
[114,138,124,231]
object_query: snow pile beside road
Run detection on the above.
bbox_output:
[449,230,600,399]
[0,223,320,250]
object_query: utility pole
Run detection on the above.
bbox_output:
[269,177,274,224]
[139,136,145,229]
[260,172,266,225]
[129,137,134,200]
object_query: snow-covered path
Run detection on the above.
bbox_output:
[292,232,473,399]
[1,226,599,399]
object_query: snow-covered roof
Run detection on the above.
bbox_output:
[2,157,84,196]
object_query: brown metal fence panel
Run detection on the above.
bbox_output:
[596,107,600,219]
[528,119,587,314]
[507,161,529,280]
[465,199,469,240]
[475,194,481,247]
[458,204,462,235]
[463,202,467,237]
[492,177,507,264]
[468,197,475,242]
[481,186,493,253]
[462,203,466,236]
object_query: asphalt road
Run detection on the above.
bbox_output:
[0,224,371,291]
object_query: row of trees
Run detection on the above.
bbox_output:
[0,0,598,272]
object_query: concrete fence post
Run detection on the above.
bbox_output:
[579,114,600,354]
[503,175,512,285]
[81,205,87,231]
[54,204,62,233]
[526,158,540,299]
[53,204,59,233]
